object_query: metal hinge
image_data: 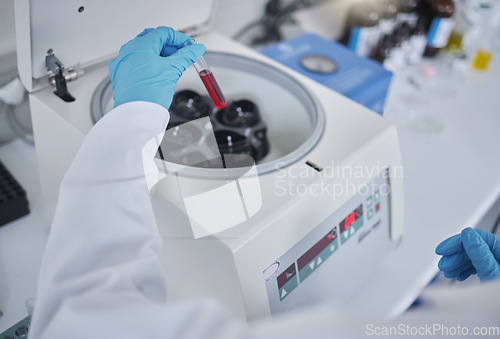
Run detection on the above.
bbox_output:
[48,67,81,87]
[45,51,77,102]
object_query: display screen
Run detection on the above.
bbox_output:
[277,264,297,290]
[297,228,337,271]
[339,204,363,233]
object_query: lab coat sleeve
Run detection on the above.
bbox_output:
[28,101,248,339]
[27,101,500,339]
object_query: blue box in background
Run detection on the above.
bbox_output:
[260,33,393,115]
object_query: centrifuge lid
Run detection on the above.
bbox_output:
[14,0,217,92]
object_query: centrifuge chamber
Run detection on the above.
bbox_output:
[91,51,325,175]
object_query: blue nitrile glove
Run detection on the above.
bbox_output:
[108,26,206,110]
[436,227,500,282]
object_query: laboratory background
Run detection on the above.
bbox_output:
[1,0,500,337]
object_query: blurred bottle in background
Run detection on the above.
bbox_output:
[371,34,395,69]
[469,0,497,71]
[378,0,400,35]
[391,27,408,72]
[407,19,428,64]
[341,2,381,57]
[341,0,496,72]
[399,22,413,59]
[397,0,422,28]
[372,21,426,71]
[422,0,456,57]
[445,0,478,53]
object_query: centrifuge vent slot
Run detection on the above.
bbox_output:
[305,161,322,172]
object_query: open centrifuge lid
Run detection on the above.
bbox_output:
[14,0,217,92]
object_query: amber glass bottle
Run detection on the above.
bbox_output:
[341,2,380,57]
[423,0,455,57]
[378,0,400,35]
[397,0,421,28]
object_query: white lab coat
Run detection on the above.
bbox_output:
[28,102,500,339]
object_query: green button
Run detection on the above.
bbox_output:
[366,196,373,208]
[318,239,338,262]
[279,275,298,301]
[340,217,364,244]
[299,237,339,283]
[299,258,318,283]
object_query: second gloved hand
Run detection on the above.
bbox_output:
[436,227,500,282]
[109,26,206,110]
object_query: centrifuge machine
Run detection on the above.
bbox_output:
[15,0,403,320]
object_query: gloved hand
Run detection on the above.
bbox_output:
[436,227,500,282]
[109,26,206,110]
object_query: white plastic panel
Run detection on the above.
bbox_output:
[264,171,393,315]
[15,0,216,91]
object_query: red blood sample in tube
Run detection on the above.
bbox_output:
[199,70,227,109]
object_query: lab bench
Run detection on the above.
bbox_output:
[349,55,500,316]
[1,55,500,332]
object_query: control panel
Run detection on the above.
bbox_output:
[264,170,394,314]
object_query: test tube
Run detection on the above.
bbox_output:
[183,39,227,109]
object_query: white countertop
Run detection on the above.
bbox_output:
[349,56,500,317]
[1,55,499,331]
[0,140,49,330]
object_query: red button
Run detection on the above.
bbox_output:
[375,204,380,212]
